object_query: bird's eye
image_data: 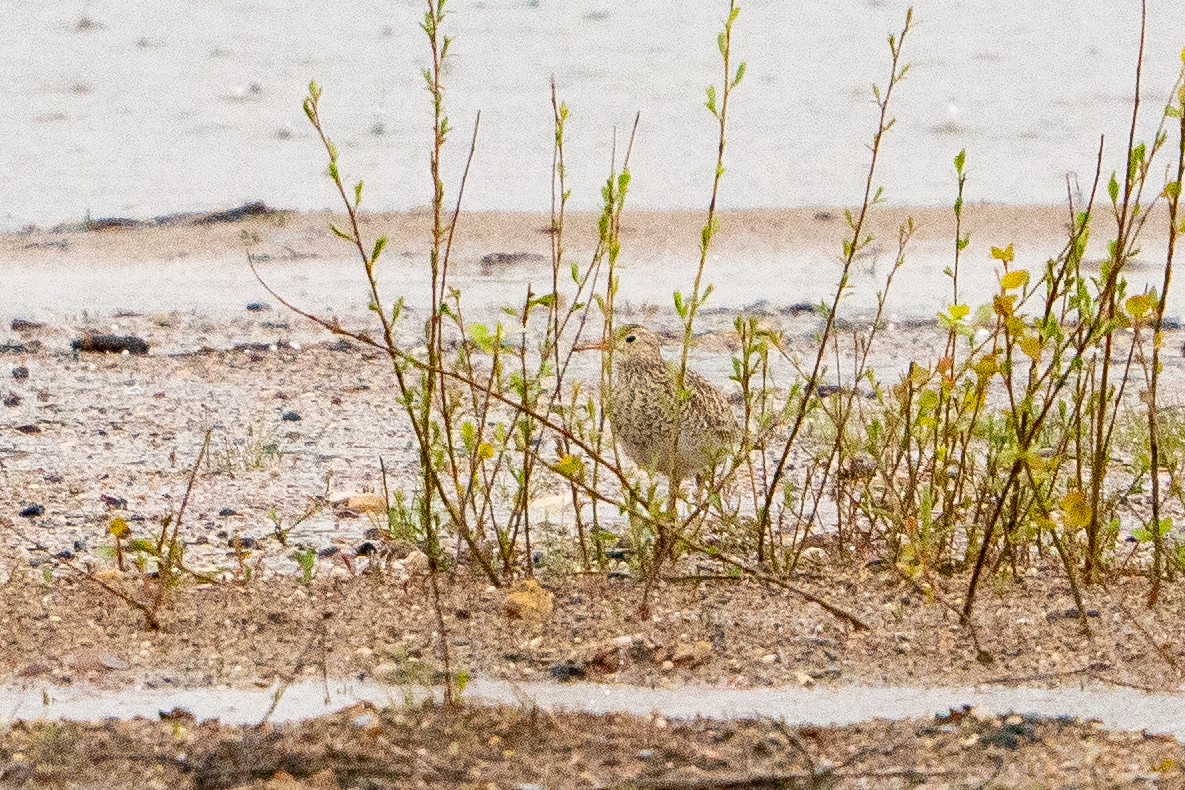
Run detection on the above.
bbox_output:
[625,334,636,343]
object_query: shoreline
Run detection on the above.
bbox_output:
[4,201,1178,325]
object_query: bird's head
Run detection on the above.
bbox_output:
[574,324,662,360]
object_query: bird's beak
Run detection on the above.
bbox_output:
[573,339,608,352]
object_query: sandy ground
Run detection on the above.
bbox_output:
[4,206,1185,785]
[3,701,1182,789]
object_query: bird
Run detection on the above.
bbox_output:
[575,324,738,488]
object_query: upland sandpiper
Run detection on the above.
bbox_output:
[576,324,738,570]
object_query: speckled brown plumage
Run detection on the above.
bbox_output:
[588,325,737,482]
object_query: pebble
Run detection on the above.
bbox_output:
[3,392,21,407]
[281,410,301,421]
[548,661,584,682]
[19,504,44,518]
[503,579,554,623]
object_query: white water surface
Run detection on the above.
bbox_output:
[4,678,1185,738]
[4,1,1185,230]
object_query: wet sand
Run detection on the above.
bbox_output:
[3,203,1178,322]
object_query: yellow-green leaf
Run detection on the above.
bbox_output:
[993,294,1016,317]
[949,304,970,321]
[1061,490,1092,531]
[1000,269,1028,291]
[1126,293,1154,320]
[1019,336,1042,361]
[109,517,129,538]
[991,243,1015,264]
[555,455,585,481]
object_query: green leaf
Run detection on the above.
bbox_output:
[731,61,747,88]
[329,223,352,242]
[354,180,364,207]
[1107,172,1119,204]
[705,84,718,116]
[371,236,387,263]
[954,149,966,175]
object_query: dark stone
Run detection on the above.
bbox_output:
[189,201,275,225]
[15,424,41,434]
[356,541,376,556]
[603,547,633,560]
[218,507,238,517]
[12,366,29,379]
[231,340,292,352]
[317,546,340,558]
[532,550,544,568]
[54,549,74,560]
[10,319,45,332]
[19,504,44,518]
[85,216,142,231]
[245,302,272,312]
[228,535,257,550]
[3,392,21,407]
[72,334,149,355]
[281,411,301,422]
[479,251,546,274]
[100,494,127,508]
[548,661,585,682]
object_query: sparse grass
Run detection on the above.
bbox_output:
[23,0,1183,658]
[236,0,1185,635]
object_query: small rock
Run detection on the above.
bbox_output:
[246,302,272,312]
[67,649,128,674]
[400,549,430,576]
[3,392,21,407]
[794,671,816,688]
[100,653,131,671]
[100,494,127,509]
[340,492,386,514]
[356,541,377,557]
[671,640,713,668]
[11,366,28,380]
[548,661,585,681]
[15,424,41,434]
[317,546,340,558]
[72,334,149,355]
[760,653,778,664]
[504,579,554,623]
[11,319,45,332]
[19,504,44,518]
[218,507,238,517]
[281,410,301,422]
[228,535,257,550]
